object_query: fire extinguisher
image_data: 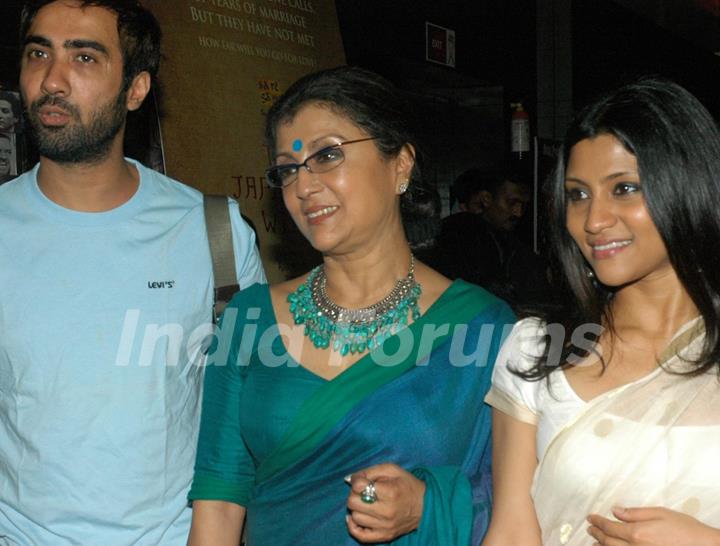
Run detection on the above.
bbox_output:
[510,102,530,160]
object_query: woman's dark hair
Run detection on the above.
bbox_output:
[264,65,421,181]
[20,1,162,90]
[522,76,720,380]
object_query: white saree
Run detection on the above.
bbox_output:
[531,319,720,545]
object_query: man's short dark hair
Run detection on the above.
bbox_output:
[452,167,531,207]
[452,169,485,206]
[452,169,504,206]
[20,1,162,90]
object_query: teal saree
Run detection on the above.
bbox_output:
[190,280,514,545]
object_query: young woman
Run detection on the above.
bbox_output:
[188,66,514,546]
[483,77,720,546]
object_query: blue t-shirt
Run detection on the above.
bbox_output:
[0,160,265,545]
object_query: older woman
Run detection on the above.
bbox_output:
[482,77,720,546]
[187,66,514,545]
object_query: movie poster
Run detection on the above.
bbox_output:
[0,89,23,185]
[142,0,346,281]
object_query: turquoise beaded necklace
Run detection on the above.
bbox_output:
[287,256,422,356]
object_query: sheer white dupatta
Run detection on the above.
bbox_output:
[532,319,720,545]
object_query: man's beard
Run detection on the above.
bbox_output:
[27,90,127,165]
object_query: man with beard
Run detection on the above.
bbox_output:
[0,2,265,545]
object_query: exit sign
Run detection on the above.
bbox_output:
[426,22,456,68]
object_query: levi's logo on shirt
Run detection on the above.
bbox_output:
[147,281,176,289]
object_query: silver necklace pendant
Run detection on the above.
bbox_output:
[286,254,422,355]
[311,255,417,325]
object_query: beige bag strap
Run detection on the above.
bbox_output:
[203,194,239,323]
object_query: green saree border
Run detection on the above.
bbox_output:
[255,280,500,483]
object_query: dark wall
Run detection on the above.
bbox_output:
[573,0,720,119]
[335,0,538,195]
[0,1,23,89]
[336,0,537,104]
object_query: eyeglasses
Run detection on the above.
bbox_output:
[265,137,377,188]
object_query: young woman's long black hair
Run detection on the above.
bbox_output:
[519,76,720,380]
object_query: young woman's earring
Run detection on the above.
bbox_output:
[398,180,409,194]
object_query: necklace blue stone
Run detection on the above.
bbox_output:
[287,256,422,356]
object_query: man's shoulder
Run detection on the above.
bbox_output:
[131,162,248,219]
[439,212,493,244]
[441,211,486,230]
[441,211,477,224]
[134,160,203,203]
[0,169,36,208]
[0,168,34,188]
